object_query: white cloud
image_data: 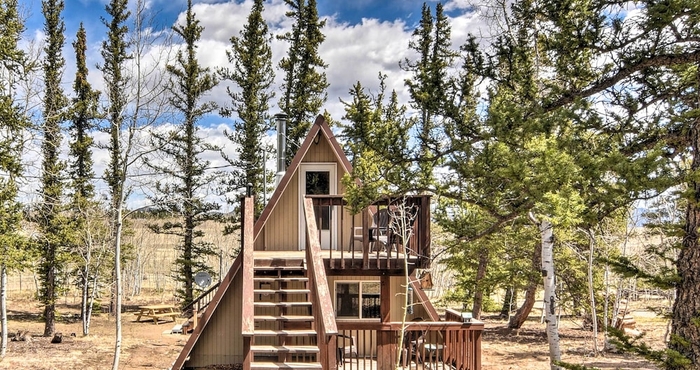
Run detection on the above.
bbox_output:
[21,0,490,209]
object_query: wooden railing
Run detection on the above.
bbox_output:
[241,196,255,369]
[308,195,432,270]
[181,281,221,318]
[303,197,339,368]
[336,319,483,370]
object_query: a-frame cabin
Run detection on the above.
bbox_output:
[171,115,483,370]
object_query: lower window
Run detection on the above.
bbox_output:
[335,281,380,319]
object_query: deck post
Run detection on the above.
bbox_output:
[419,195,431,268]
[362,207,370,269]
[376,329,396,370]
[242,336,252,370]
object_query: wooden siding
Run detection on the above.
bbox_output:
[187,266,244,368]
[260,171,299,251]
[302,135,337,162]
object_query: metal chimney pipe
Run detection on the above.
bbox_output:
[274,113,287,185]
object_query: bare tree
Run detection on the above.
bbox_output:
[389,198,418,369]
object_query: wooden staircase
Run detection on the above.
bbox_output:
[249,258,322,369]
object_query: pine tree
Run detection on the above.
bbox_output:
[99,0,130,366]
[340,74,410,212]
[400,2,457,190]
[37,0,69,337]
[146,0,219,305]
[219,0,274,217]
[0,0,31,357]
[67,24,103,336]
[277,0,328,163]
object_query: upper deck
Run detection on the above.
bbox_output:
[304,194,432,274]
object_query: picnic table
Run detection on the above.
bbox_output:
[135,304,180,324]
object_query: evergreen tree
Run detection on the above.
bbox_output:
[99,0,130,366]
[219,0,274,217]
[400,2,457,190]
[277,0,328,163]
[146,0,219,305]
[67,24,103,336]
[0,0,31,357]
[37,0,68,337]
[340,74,410,212]
[665,66,700,368]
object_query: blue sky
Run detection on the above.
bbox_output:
[18,0,483,208]
[24,0,440,37]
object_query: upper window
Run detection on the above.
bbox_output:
[335,281,380,319]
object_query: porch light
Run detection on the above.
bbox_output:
[461,312,473,323]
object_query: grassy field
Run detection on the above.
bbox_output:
[4,218,239,304]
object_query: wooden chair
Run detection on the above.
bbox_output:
[349,208,393,252]
[337,334,357,364]
[402,317,426,366]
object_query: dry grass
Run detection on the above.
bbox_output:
[5,219,239,300]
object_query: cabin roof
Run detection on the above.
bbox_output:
[253,114,354,240]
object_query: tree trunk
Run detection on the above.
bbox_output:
[86,271,99,335]
[112,206,123,370]
[43,252,56,337]
[509,235,542,329]
[670,111,700,369]
[537,216,561,369]
[1,264,8,358]
[586,229,598,355]
[81,253,90,336]
[472,249,489,320]
[500,286,516,319]
[81,267,88,335]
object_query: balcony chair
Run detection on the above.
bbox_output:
[349,208,394,252]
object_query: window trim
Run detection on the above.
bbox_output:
[334,280,381,320]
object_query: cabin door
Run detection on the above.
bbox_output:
[299,163,337,250]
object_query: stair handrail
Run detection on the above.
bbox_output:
[181,281,221,316]
[241,222,255,336]
[240,196,255,369]
[303,197,338,367]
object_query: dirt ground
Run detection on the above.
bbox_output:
[0,296,665,370]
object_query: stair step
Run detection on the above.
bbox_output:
[250,362,322,370]
[254,289,310,295]
[250,345,319,354]
[254,315,314,322]
[254,329,317,336]
[254,277,308,283]
[254,264,305,270]
[255,302,312,308]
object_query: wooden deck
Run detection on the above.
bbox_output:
[253,250,420,274]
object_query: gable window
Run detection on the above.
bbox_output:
[335,281,380,319]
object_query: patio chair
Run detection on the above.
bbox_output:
[371,208,397,252]
[349,208,394,252]
[402,317,426,366]
[337,334,357,364]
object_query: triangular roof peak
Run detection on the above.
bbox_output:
[253,114,352,239]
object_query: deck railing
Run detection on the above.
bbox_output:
[181,280,220,317]
[303,197,339,368]
[307,195,432,270]
[336,319,483,370]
